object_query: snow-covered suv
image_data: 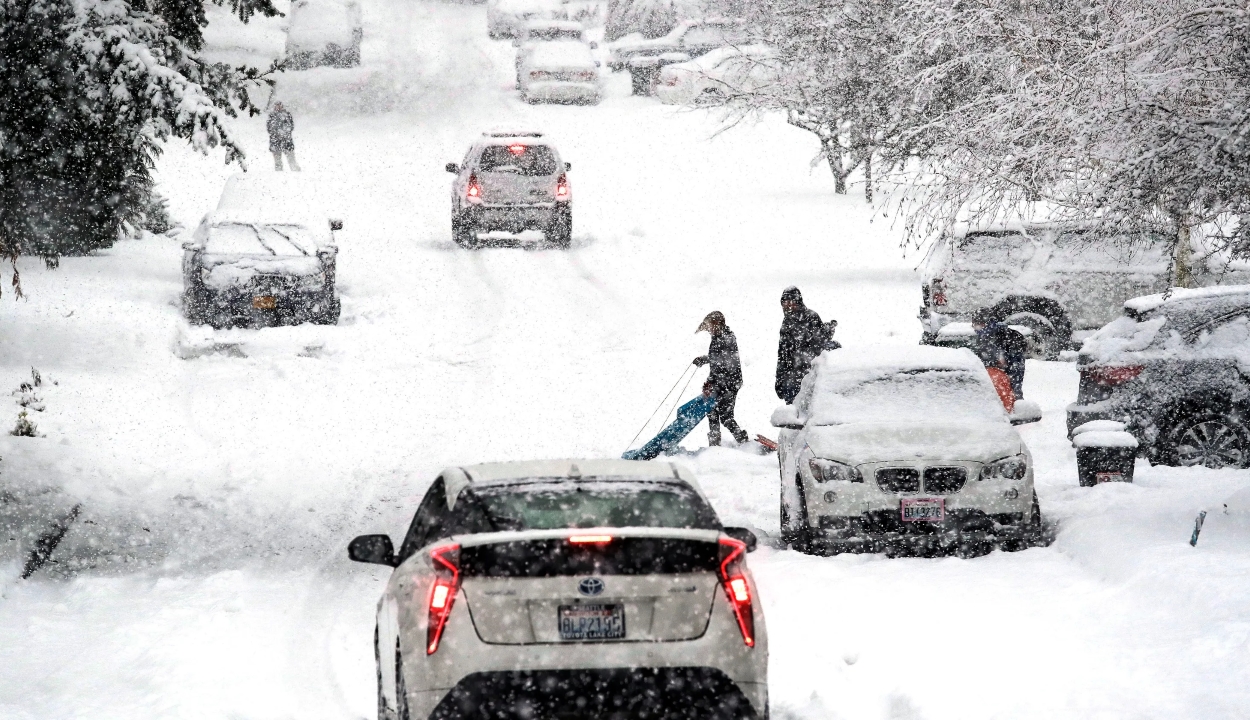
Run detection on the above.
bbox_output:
[771,346,1042,556]
[348,459,768,720]
[182,176,341,328]
[1067,286,1250,468]
[446,132,572,248]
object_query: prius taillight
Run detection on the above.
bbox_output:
[426,543,461,655]
[717,537,755,647]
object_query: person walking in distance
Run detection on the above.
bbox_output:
[267,102,300,171]
[693,311,749,446]
[774,286,831,404]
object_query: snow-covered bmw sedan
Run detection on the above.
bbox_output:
[348,459,767,720]
[771,347,1041,556]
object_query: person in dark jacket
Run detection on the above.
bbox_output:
[971,309,1029,398]
[267,102,300,171]
[774,286,830,403]
[693,311,749,446]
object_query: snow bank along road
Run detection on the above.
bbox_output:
[2,1,1249,719]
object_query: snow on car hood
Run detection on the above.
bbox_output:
[528,40,596,69]
[804,421,1024,466]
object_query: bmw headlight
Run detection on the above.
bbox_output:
[809,458,862,483]
[980,454,1028,481]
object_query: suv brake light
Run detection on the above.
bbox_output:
[931,278,947,306]
[717,537,754,647]
[1083,365,1143,386]
[555,173,570,201]
[466,174,481,199]
[426,543,461,655]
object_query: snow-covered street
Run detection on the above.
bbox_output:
[2,2,1249,719]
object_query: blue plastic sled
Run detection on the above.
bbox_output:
[623,394,716,461]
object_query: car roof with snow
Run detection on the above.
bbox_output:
[441,459,703,507]
[528,40,596,67]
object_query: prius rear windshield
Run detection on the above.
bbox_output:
[472,480,719,530]
[478,144,558,176]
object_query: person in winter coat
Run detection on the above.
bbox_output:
[971,309,1029,399]
[774,286,831,403]
[267,102,300,171]
[693,311,749,446]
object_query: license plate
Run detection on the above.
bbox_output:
[901,497,945,522]
[1096,472,1124,484]
[558,604,625,640]
[252,296,276,310]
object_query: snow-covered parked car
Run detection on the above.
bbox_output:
[1067,286,1250,468]
[513,20,593,87]
[348,459,768,720]
[607,18,750,71]
[285,0,363,69]
[519,40,602,104]
[487,0,568,39]
[182,176,341,328]
[771,346,1042,556]
[654,44,774,105]
[446,132,573,248]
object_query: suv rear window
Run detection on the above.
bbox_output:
[473,480,720,530]
[477,144,558,176]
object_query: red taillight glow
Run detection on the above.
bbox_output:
[530,70,550,80]
[1083,365,1143,386]
[717,537,755,647]
[507,143,526,155]
[466,174,481,199]
[426,543,461,655]
[555,173,569,201]
[568,534,612,544]
[932,278,947,307]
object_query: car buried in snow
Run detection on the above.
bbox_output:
[519,40,602,104]
[348,459,768,720]
[1067,285,1250,468]
[284,0,363,69]
[513,20,594,88]
[654,44,775,106]
[771,346,1044,557]
[446,132,573,248]
[606,18,752,95]
[182,175,341,329]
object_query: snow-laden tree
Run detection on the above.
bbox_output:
[0,0,274,282]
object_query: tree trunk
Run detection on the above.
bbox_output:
[863,153,873,203]
[823,140,857,195]
[1174,225,1195,288]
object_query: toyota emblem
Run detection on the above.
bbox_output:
[578,577,605,596]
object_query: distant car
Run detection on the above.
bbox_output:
[182,176,341,328]
[918,222,1250,359]
[1067,286,1250,468]
[654,45,774,105]
[519,41,602,104]
[487,0,568,39]
[514,20,593,87]
[285,0,363,69]
[446,132,573,248]
[771,346,1042,556]
[608,18,751,94]
[348,459,768,720]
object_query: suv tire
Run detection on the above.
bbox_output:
[312,295,341,325]
[1162,410,1250,468]
[1003,312,1060,360]
[546,207,572,249]
[453,216,478,249]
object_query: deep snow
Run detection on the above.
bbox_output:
[2,2,1249,719]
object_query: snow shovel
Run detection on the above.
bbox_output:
[623,394,717,461]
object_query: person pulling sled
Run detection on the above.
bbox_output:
[694,311,749,446]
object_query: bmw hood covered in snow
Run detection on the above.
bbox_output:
[803,421,1025,467]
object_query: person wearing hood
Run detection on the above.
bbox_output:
[774,286,830,403]
[971,308,1029,399]
[693,311,749,446]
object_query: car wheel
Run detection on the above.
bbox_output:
[313,296,341,325]
[395,642,410,720]
[453,217,478,249]
[789,475,812,553]
[546,208,572,249]
[1164,411,1250,468]
[1003,312,1059,360]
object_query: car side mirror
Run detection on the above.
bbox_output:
[723,527,758,552]
[564,162,571,171]
[770,404,804,430]
[445,162,459,174]
[329,219,343,231]
[348,534,397,566]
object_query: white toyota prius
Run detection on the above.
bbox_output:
[349,459,768,720]
[771,346,1043,556]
